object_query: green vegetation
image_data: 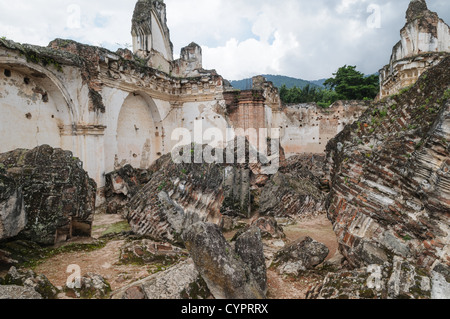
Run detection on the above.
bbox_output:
[13,240,108,269]
[97,221,131,237]
[231,74,322,91]
[324,65,379,101]
[279,84,339,108]
[279,65,379,107]
[443,88,450,101]
[395,85,413,97]
[23,50,63,72]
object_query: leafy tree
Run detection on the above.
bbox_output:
[324,65,379,100]
[279,84,339,107]
[278,65,378,107]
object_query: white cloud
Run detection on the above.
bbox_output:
[0,0,448,81]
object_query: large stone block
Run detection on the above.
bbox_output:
[271,236,329,276]
[307,257,443,299]
[0,145,96,245]
[111,259,212,300]
[326,56,450,271]
[183,222,266,299]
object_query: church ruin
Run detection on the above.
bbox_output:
[0,0,448,199]
[379,0,450,99]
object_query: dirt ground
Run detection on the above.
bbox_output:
[265,214,339,299]
[18,212,338,299]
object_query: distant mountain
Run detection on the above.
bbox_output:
[309,79,327,88]
[230,74,326,90]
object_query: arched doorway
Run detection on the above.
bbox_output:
[0,61,76,154]
[116,92,163,169]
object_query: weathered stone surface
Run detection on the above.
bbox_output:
[111,259,212,299]
[128,190,201,245]
[258,155,326,218]
[119,238,188,265]
[121,286,147,299]
[326,57,450,271]
[234,227,267,294]
[431,270,450,299]
[0,240,44,269]
[127,141,276,243]
[0,285,43,299]
[127,138,328,243]
[379,0,450,98]
[231,216,285,245]
[183,222,266,299]
[0,177,26,240]
[127,147,226,243]
[251,216,286,239]
[131,0,173,59]
[64,273,111,299]
[104,164,151,215]
[0,145,96,245]
[307,257,434,299]
[272,237,329,276]
[406,0,429,22]
[2,266,58,299]
[172,42,205,78]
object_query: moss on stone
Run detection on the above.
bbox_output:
[359,288,375,299]
[98,221,131,237]
[180,276,211,299]
[9,240,107,269]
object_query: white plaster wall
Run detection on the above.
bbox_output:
[151,11,170,61]
[101,87,128,175]
[270,104,364,156]
[397,19,449,61]
[132,33,152,54]
[177,101,229,150]
[271,111,323,156]
[149,51,171,74]
[117,94,157,169]
[73,134,105,188]
[437,21,450,52]
[101,87,167,175]
[0,67,71,152]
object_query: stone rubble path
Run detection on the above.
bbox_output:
[24,212,339,299]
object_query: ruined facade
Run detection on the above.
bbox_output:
[326,54,450,274]
[379,0,450,99]
[0,0,227,193]
[225,77,367,156]
[0,0,375,198]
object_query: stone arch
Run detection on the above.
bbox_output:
[116,91,163,169]
[0,58,77,154]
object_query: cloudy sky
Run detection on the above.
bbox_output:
[0,0,448,81]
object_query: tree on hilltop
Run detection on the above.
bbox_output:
[324,65,379,101]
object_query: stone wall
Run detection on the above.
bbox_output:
[0,37,227,192]
[0,0,389,200]
[225,77,368,156]
[0,145,96,245]
[272,101,368,156]
[326,56,450,272]
[172,43,203,78]
[379,0,450,99]
[131,0,173,61]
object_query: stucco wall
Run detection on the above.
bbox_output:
[271,101,368,156]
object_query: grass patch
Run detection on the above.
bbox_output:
[17,240,108,269]
[99,221,131,237]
